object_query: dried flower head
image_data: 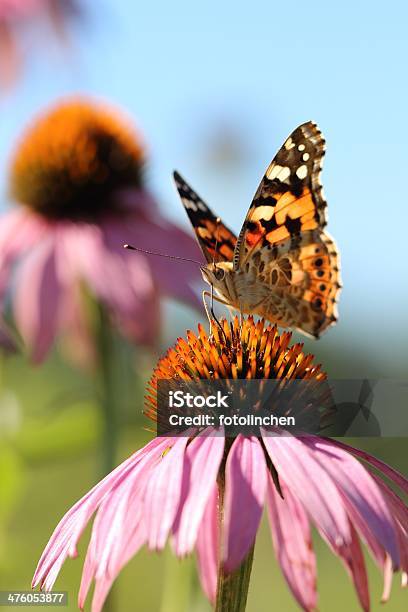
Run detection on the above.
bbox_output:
[145,315,331,433]
[148,315,325,382]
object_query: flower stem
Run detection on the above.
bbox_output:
[95,304,119,477]
[215,446,255,612]
[94,304,119,612]
[215,546,254,612]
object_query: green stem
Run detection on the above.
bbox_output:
[95,304,119,477]
[215,547,254,612]
[215,445,255,612]
[94,304,119,612]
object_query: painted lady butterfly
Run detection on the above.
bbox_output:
[174,121,341,338]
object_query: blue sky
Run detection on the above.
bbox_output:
[0,0,407,371]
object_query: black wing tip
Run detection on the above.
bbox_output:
[173,170,186,195]
[299,119,318,130]
[294,121,325,151]
[300,120,324,140]
[173,170,183,184]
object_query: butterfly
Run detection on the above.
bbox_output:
[173,121,341,338]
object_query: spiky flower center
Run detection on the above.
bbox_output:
[145,316,326,424]
[9,99,145,220]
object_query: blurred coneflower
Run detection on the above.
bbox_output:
[0,0,82,89]
[32,317,408,612]
[0,98,201,362]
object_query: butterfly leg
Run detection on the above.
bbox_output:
[237,299,244,327]
[202,289,230,341]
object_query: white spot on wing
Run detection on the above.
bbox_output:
[267,164,291,181]
[298,144,306,151]
[183,198,198,211]
[251,205,275,221]
[302,153,310,161]
[278,166,291,181]
[266,164,282,179]
[296,165,308,180]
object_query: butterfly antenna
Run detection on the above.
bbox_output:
[124,244,203,266]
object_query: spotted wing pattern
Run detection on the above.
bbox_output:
[173,171,237,264]
[234,122,341,338]
[240,231,341,337]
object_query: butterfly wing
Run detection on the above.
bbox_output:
[173,171,237,263]
[234,122,341,337]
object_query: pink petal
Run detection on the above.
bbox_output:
[112,216,202,310]
[341,495,386,570]
[381,556,394,603]
[14,235,62,362]
[261,431,351,549]
[89,524,146,612]
[0,1,46,21]
[114,246,160,344]
[341,522,370,612]
[32,436,169,591]
[196,483,220,603]
[93,463,148,580]
[57,284,95,367]
[266,475,317,611]
[322,481,395,604]
[372,474,408,574]
[144,436,190,550]
[327,438,408,494]
[109,188,159,217]
[0,208,46,253]
[342,498,399,605]
[0,209,25,254]
[61,222,160,345]
[303,437,400,568]
[172,431,224,556]
[223,435,267,572]
[0,209,46,302]
[78,453,154,610]
[57,223,136,305]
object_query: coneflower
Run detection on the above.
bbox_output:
[32,317,407,612]
[0,98,201,362]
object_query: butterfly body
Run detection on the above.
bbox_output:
[174,121,341,338]
[201,262,274,319]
